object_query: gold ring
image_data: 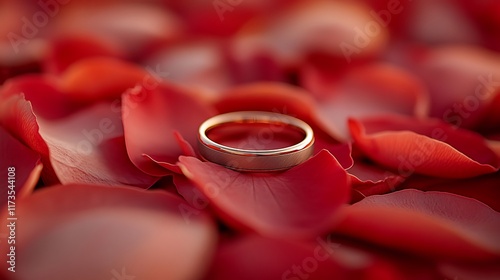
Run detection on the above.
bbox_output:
[198,111,315,172]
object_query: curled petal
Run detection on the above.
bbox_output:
[178,150,350,238]
[36,101,158,187]
[348,160,405,201]
[122,83,215,176]
[336,189,500,261]
[0,184,216,280]
[0,94,57,183]
[349,116,499,178]
[0,93,157,187]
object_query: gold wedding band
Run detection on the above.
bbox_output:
[198,111,315,172]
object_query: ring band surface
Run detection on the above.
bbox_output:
[198,111,315,172]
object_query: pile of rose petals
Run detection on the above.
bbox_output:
[1,0,500,279]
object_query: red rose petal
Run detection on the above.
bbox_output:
[231,0,388,67]
[178,150,350,238]
[206,234,443,280]
[173,174,215,222]
[0,184,216,280]
[1,75,77,119]
[139,131,197,175]
[349,115,500,178]
[399,173,500,212]
[58,57,149,104]
[122,83,215,176]
[335,189,500,261]
[410,45,500,128]
[43,34,125,74]
[36,101,158,187]
[206,235,349,280]
[215,82,318,120]
[0,94,57,183]
[0,126,41,206]
[308,63,430,140]
[315,141,353,170]
[215,82,347,151]
[439,260,500,280]
[403,0,479,45]
[0,2,24,41]
[348,160,405,200]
